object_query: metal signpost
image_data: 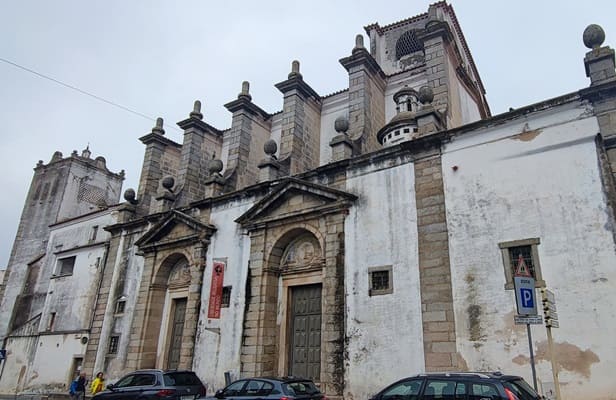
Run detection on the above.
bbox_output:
[542,289,561,400]
[512,255,539,392]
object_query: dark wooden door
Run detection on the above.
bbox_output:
[167,298,187,369]
[289,284,322,380]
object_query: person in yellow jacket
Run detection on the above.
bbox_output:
[90,372,105,395]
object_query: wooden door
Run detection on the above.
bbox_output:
[289,284,322,380]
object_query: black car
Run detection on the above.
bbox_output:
[211,377,326,400]
[93,369,207,400]
[369,372,540,400]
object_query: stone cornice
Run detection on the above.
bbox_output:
[275,75,321,102]
[339,48,386,80]
[224,97,271,120]
[177,117,224,136]
[139,132,182,148]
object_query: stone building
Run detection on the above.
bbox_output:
[1,3,616,400]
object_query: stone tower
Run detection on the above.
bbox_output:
[0,148,124,342]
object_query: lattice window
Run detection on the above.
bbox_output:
[108,336,119,354]
[395,30,424,59]
[221,286,232,308]
[369,265,394,296]
[57,256,76,276]
[499,238,544,289]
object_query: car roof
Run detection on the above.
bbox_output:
[132,369,196,374]
[412,372,523,381]
[245,376,315,383]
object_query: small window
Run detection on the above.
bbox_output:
[89,226,99,243]
[413,127,418,133]
[57,256,76,276]
[48,312,56,331]
[221,286,232,308]
[395,30,424,59]
[395,130,401,136]
[115,300,126,314]
[499,238,544,289]
[369,265,393,296]
[108,336,119,354]
[403,128,410,134]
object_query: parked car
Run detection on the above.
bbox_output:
[93,369,207,400]
[211,377,327,400]
[369,372,540,400]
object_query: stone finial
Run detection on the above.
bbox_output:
[37,160,44,167]
[95,156,106,169]
[190,100,203,120]
[208,158,224,175]
[123,188,138,204]
[264,139,278,158]
[418,86,434,105]
[71,150,78,157]
[81,145,91,158]
[152,117,165,135]
[584,24,606,49]
[238,81,252,101]
[161,175,175,192]
[334,115,349,134]
[288,60,302,79]
[51,151,63,163]
[353,34,365,53]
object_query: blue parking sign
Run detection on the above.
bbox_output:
[514,276,537,315]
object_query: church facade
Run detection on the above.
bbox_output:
[1,3,616,400]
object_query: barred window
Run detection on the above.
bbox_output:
[221,286,232,308]
[396,30,424,59]
[108,336,119,354]
[499,238,544,289]
[369,265,394,296]
[115,300,126,314]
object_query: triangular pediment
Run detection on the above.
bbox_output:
[135,209,216,253]
[236,177,357,228]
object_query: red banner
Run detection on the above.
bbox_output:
[207,261,225,319]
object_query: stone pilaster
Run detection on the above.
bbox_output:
[275,61,322,175]
[176,101,223,206]
[417,21,454,116]
[414,151,457,371]
[138,118,176,214]
[224,82,271,190]
[340,35,386,154]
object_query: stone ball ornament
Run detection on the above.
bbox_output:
[583,24,605,49]
[161,175,175,190]
[208,158,224,174]
[418,85,434,105]
[334,116,349,133]
[264,139,278,156]
[123,188,137,204]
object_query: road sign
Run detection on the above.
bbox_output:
[514,254,532,277]
[514,276,537,315]
[546,320,559,328]
[541,288,559,328]
[515,315,543,325]
[542,289,555,303]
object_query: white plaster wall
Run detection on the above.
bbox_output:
[0,335,38,394]
[39,211,116,332]
[192,197,254,393]
[0,333,88,394]
[344,162,424,400]
[27,333,88,392]
[443,103,616,400]
[456,78,481,125]
[319,91,348,166]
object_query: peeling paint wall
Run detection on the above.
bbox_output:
[443,102,616,400]
[192,198,254,393]
[344,161,424,400]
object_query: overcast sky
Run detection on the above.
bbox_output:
[1,0,616,268]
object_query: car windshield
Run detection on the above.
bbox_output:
[283,381,320,396]
[503,379,538,400]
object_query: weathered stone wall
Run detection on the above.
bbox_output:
[443,103,615,400]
